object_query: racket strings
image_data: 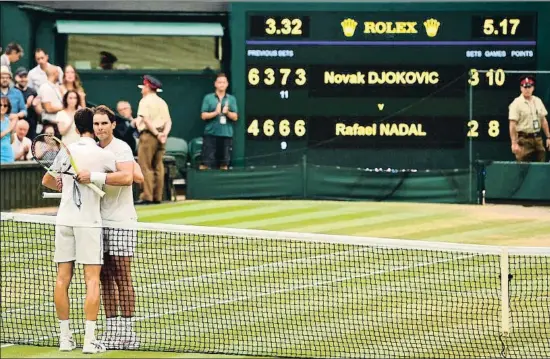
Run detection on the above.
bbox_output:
[32,134,82,209]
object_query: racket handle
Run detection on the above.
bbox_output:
[86,183,106,197]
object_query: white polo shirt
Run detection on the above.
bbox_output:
[54,137,116,227]
[100,137,138,222]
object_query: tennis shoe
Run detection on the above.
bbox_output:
[82,339,106,354]
[59,336,76,351]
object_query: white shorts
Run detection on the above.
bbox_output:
[55,226,103,265]
[103,227,137,257]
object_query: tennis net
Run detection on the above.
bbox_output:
[1,212,548,358]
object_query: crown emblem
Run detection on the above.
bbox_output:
[341,18,358,38]
[423,18,440,38]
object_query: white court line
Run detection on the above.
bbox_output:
[0,343,14,348]
[19,253,474,344]
[3,247,368,315]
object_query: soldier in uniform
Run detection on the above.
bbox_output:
[508,76,550,162]
[134,75,171,204]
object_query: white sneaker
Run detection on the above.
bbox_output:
[59,336,76,351]
[82,339,106,354]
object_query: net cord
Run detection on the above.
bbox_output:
[1,212,548,256]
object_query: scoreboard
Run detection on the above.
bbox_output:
[231,4,547,169]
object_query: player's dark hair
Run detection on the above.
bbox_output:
[74,108,95,135]
[93,105,116,123]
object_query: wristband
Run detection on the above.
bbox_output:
[90,172,107,186]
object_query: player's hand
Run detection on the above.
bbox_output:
[215,102,222,115]
[76,170,91,184]
[511,143,520,154]
[56,176,63,192]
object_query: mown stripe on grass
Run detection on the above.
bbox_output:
[161,202,315,225]
[192,205,326,227]
[321,213,457,237]
[137,202,268,222]
[405,219,533,241]
[260,208,390,232]
[226,206,384,230]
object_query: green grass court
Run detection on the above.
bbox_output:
[2,201,549,358]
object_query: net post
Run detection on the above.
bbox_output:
[500,247,510,336]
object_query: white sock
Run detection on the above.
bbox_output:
[84,320,96,343]
[59,319,70,337]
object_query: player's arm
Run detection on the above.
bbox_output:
[76,149,134,186]
[41,173,59,191]
[76,161,133,186]
[42,151,64,191]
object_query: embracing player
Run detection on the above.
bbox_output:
[42,108,115,354]
[76,105,143,349]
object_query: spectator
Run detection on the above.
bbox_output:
[0,43,24,68]
[60,64,86,108]
[27,48,63,90]
[33,123,60,160]
[14,67,41,139]
[116,100,138,152]
[117,100,134,121]
[99,51,118,70]
[0,66,27,121]
[38,65,63,126]
[1,97,16,164]
[56,90,81,145]
[11,119,32,161]
[135,75,172,205]
[200,73,239,170]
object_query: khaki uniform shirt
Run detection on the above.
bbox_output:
[508,95,548,134]
[136,93,171,132]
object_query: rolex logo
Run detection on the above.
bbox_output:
[423,18,441,38]
[341,18,358,38]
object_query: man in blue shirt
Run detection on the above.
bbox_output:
[0,66,26,121]
[199,73,239,170]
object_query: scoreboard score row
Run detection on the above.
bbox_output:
[243,11,538,153]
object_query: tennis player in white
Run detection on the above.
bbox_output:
[76,105,144,349]
[42,108,116,354]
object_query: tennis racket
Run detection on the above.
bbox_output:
[32,134,106,204]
